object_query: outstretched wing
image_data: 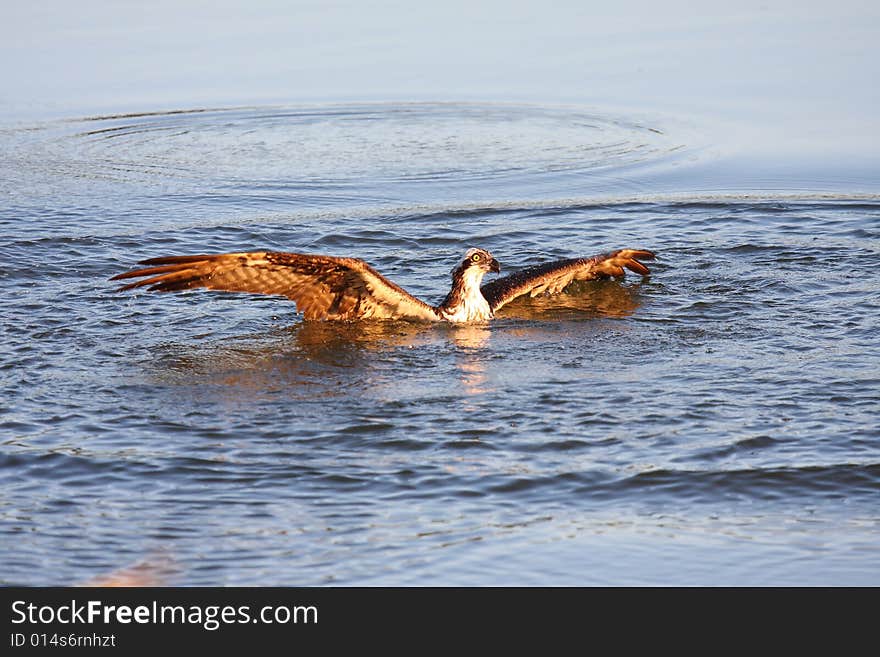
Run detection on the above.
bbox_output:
[481,249,656,313]
[111,252,439,321]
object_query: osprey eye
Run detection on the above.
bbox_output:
[471,253,482,262]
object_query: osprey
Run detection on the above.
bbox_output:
[111,247,655,323]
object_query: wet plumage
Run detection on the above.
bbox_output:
[111,247,655,323]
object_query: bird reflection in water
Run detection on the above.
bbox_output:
[145,321,435,402]
[447,324,493,396]
[143,281,643,402]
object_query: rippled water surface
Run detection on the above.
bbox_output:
[2,101,879,586]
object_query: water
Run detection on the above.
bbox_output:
[1,4,879,586]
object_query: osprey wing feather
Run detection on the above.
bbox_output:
[481,249,655,313]
[111,252,439,322]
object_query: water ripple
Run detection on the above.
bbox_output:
[1,102,879,585]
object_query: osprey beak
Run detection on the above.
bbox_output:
[489,258,501,273]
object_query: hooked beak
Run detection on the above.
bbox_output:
[489,258,501,273]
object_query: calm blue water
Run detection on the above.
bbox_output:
[1,4,878,586]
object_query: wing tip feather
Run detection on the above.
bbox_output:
[108,251,438,320]
[615,249,656,276]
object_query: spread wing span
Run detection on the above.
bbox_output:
[480,249,655,313]
[111,252,439,322]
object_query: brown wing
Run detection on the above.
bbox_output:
[111,252,440,321]
[481,249,656,313]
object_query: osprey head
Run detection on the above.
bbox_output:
[439,247,500,322]
[459,248,501,275]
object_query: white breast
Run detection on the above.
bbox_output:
[440,298,492,322]
[439,268,493,323]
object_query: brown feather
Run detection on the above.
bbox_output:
[113,247,656,323]
[481,249,655,313]
[111,252,439,322]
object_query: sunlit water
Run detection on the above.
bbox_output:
[1,100,878,586]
